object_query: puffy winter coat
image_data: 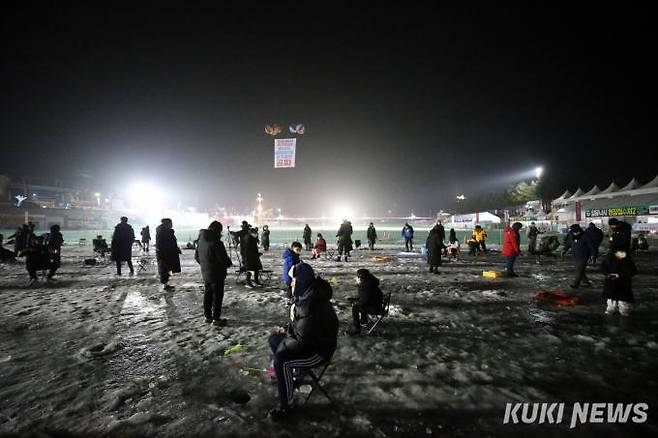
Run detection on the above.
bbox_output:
[357,273,384,311]
[286,276,339,357]
[336,223,353,246]
[602,253,637,302]
[111,222,135,262]
[367,226,377,242]
[472,228,487,242]
[425,229,445,266]
[156,225,181,273]
[195,229,233,283]
[282,248,300,283]
[314,238,327,252]
[502,226,520,256]
[243,231,262,271]
[402,225,414,239]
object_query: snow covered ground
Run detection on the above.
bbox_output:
[1,243,657,437]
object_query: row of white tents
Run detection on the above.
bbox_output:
[552,175,658,206]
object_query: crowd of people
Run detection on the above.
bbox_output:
[0,215,648,418]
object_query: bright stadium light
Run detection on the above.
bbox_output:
[535,166,543,178]
[128,182,164,212]
[332,204,354,220]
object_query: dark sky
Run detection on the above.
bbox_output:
[2,2,657,215]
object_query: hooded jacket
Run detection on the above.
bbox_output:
[195,229,233,283]
[357,273,384,310]
[425,227,445,267]
[287,264,338,357]
[282,248,301,283]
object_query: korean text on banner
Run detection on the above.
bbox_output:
[274,138,296,168]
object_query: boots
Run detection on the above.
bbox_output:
[245,272,255,289]
[605,299,618,315]
[618,301,632,317]
[254,271,264,287]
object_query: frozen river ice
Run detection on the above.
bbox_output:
[1,243,657,437]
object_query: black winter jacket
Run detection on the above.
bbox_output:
[195,229,233,283]
[285,277,339,357]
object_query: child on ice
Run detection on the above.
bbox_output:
[282,241,302,298]
[601,249,637,316]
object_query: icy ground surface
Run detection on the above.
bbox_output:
[1,245,657,437]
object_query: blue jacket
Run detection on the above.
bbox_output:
[282,248,300,284]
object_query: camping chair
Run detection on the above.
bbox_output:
[137,256,152,272]
[235,267,273,286]
[294,359,334,405]
[366,292,392,334]
[325,243,337,260]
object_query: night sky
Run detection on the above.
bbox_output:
[2,3,656,215]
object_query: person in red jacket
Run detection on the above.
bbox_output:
[311,233,327,259]
[502,222,523,277]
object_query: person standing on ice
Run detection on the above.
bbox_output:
[243,226,263,288]
[425,224,445,274]
[585,222,604,263]
[602,249,637,316]
[567,224,594,289]
[401,222,414,252]
[303,224,312,251]
[156,218,181,291]
[195,221,233,326]
[45,224,64,281]
[111,216,135,276]
[336,220,353,261]
[261,225,270,251]
[140,225,151,252]
[526,222,541,254]
[502,222,522,277]
[608,218,632,253]
[367,222,377,250]
[266,262,338,420]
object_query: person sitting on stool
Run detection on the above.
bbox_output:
[266,262,338,420]
[347,269,384,335]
